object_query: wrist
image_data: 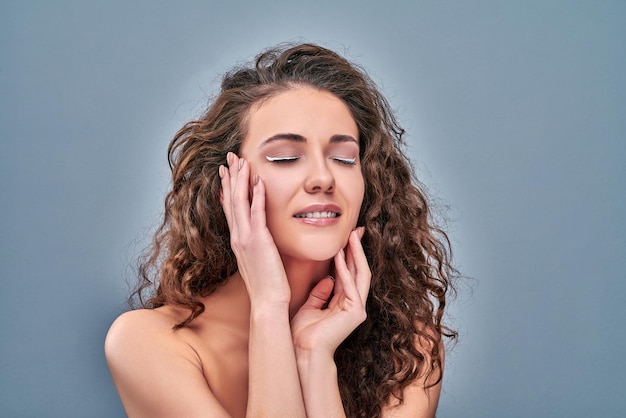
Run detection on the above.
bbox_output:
[293,333,337,358]
[238,269,291,308]
[250,302,290,323]
[295,346,336,367]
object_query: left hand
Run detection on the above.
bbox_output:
[290,227,371,356]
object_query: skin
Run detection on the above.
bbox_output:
[105,87,442,417]
[238,88,365,317]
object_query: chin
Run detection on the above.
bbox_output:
[278,237,348,262]
[281,247,338,262]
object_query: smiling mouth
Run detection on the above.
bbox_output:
[294,211,340,219]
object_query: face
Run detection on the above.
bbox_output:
[240,88,365,262]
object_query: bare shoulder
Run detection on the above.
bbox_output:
[105,307,204,377]
[105,308,181,358]
[381,323,445,418]
[105,308,230,418]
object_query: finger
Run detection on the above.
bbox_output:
[346,227,365,277]
[348,231,371,302]
[331,249,344,297]
[345,232,358,278]
[230,155,252,235]
[227,152,241,210]
[219,164,234,229]
[301,276,335,310]
[333,248,360,302]
[249,175,267,229]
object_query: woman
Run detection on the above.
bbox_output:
[105,43,457,418]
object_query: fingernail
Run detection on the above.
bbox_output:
[227,152,234,166]
[218,165,225,178]
[326,275,335,282]
[253,174,259,185]
[239,158,244,169]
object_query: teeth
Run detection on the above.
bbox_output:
[295,211,338,219]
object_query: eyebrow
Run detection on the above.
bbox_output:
[260,133,358,147]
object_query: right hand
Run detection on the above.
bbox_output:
[219,152,291,309]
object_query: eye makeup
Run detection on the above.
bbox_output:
[265,155,299,163]
[262,135,359,166]
[332,157,357,165]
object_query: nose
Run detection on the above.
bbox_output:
[304,158,335,194]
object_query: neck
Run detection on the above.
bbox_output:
[282,256,333,319]
[222,258,333,324]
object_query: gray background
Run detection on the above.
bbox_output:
[1,1,624,417]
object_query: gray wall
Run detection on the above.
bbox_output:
[1,1,624,416]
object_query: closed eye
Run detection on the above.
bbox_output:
[266,156,299,164]
[332,157,357,165]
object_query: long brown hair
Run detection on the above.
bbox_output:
[133,43,458,417]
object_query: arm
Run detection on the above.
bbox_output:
[220,153,306,417]
[247,306,305,417]
[293,276,346,417]
[291,229,370,418]
[295,344,345,418]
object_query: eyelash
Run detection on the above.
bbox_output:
[265,156,357,165]
[266,156,299,164]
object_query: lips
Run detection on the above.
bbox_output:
[293,203,342,219]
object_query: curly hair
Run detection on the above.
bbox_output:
[132,43,457,417]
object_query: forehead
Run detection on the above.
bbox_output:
[243,88,359,149]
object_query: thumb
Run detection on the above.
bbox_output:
[302,276,335,310]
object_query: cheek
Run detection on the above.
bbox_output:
[353,175,365,208]
[256,171,291,215]
[344,174,365,225]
